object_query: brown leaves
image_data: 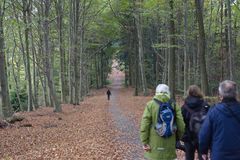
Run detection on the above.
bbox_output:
[0,92,120,159]
[0,86,185,159]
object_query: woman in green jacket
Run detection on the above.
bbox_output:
[140,84,185,160]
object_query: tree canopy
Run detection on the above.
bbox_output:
[0,0,240,117]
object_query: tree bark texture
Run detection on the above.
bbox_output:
[168,0,176,98]
[0,1,12,117]
[135,0,148,96]
[22,0,34,111]
[183,0,189,96]
[195,0,209,95]
[55,0,67,103]
[226,0,233,80]
[43,0,61,112]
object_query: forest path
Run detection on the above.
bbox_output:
[0,66,150,160]
[107,67,144,160]
[0,65,184,160]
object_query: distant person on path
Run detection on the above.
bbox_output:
[106,89,111,100]
[140,84,185,160]
[199,80,240,160]
[181,85,210,160]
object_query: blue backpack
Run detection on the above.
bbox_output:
[154,99,177,137]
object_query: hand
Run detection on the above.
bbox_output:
[202,154,208,160]
[143,144,151,152]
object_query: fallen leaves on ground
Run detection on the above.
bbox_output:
[1,69,188,159]
[0,91,121,160]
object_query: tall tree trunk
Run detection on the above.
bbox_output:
[195,37,200,84]
[41,75,49,106]
[183,0,189,96]
[13,3,28,100]
[135,0,148,96]
[79,0,87,101]
[128,27,134,86]
[43,0,61,112]
[22,0,34,111]
[168,0,176,98]
[176,10,182,92]
[73,0,80,105]
[27,0,38,109]
[134,49,139,96]
[224,5,229,78]
[100,52,104,88]
[195,0,209,95]
[163,47,168,84]
[162,30,168,84]
[220,0,224,81]
[134,22,139,96]
[155,52,160,85]
[30,29,38,108]
[79,27,84,100]
[0,1,12,117]
[69,0,74,104]
[226,0,233,80]
[55,0,67,103]
[95,54,99,89]
[12,31,22,111]
[37,2,50,107]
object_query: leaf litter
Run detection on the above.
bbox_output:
[0,71,186,160]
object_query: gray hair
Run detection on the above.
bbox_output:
[218,80,238,98]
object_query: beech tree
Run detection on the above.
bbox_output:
[43,0,61,112]
[0,0,12,117]
[134,0,148,96]
[168,0,176,98]
[195,0,209,95]
[0,0,239,113]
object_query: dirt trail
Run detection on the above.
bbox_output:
[0,66,149,160]
[0,64,185,160]
[108,68,143,160]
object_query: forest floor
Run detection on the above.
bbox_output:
[0,67,185,160]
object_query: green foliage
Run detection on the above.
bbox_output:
[10,89,28,112]
[1,0,240,105]
[105,79,112,85]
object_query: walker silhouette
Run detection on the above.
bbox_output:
[107,89,111,100]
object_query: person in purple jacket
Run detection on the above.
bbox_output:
[199,80,240,160]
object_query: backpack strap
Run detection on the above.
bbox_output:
[154,98,175,111]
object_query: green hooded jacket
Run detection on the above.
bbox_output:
[140,94,185,160]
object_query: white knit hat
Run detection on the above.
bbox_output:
[155,84,170,95]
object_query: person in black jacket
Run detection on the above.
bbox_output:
[181,85,209,160]
[106,89,111,100]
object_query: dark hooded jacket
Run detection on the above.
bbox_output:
[181,96,209,142]
[199,98,240,160]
